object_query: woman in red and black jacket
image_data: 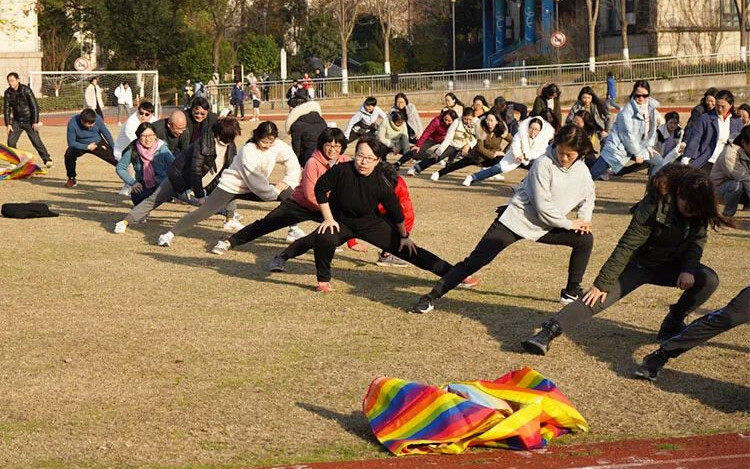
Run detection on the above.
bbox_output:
[393,108,458,169]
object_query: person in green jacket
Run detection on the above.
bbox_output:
[522,163,734,355]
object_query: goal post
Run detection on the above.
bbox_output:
[28,70,160,118]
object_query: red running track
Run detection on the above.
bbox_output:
[37,107,694,126]
[260,432,750,469]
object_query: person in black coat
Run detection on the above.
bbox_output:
[113,117,240,234]
[186,96,219,144]
[3,72,52,167]
[152,109,191,155]
[285,96,328,166]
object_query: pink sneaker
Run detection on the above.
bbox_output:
[459,276,480,289]
[316,282,332,293]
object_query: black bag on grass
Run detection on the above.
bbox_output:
[1,203,59,219]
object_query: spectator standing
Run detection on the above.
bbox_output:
[606,72,620,111]
[114,82,134,125]
[84,76,105,118]
[3,72,53,167]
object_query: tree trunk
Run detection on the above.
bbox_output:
[212,30,223,75]
[736,0,747,62]
[383,27,391,74]
[341,39,349,95]
[620,0,630,64]
[588,22,596,72]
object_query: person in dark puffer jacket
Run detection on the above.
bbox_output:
[3,72,52,167]
[286,96,328,166]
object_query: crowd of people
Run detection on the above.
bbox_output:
[3,69,749,381]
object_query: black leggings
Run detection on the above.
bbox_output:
[551,261,720,331]
[308,216,453,282]
[414,146,459,173]
[438,154,502,177]
[228,199,322,248]
[428,217,593,299]
[395,139,438,166]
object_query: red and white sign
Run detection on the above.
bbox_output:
[550,31,567,48]
[73,57,90,71]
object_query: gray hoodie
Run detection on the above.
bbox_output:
[499,147,595,240]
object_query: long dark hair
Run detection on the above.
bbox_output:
[249,121,278,145]
[444,92,463,107]
[538,108,560,132]
[212,116,241,144]
[541,83,560,100]
[573,110,598,138]
[578,86,608,122]
[649,164,734,230]
[480,110,508,137]
[472,95,489,107]
[700,87,719,108]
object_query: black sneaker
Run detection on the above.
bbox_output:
[268,255,287,272]
[634,350,670,382]
[656,311,688,341]
[521,319,562,355]
[410,295,434,314]
[560,286,584,304]
[43,158,53,168]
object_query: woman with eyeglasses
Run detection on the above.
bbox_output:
[157,121,302,247]
[210,128,350,255]
[112,101,159,196]
[115,122,175,206]
[113,117,240,235]
[412,125,596,314]
[296,135,477,292]
[589,80,660,180]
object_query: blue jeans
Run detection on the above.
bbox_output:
[589,156,612,180]
[607,97,621,111]
[471,161,504,182]
[717,180,749,216]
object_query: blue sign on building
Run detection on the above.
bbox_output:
[482,0,555,68]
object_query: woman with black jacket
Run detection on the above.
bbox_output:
[522,163,732,355]
[113,117,240,234]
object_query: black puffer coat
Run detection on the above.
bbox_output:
[3,84,40,124]
[168,130,236,198]
[285,100,327,165]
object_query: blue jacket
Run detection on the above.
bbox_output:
[66,114,114,150]
[230,86,244,104]
[599,97,659,173]
[116,140,175,187]
[683,110,744,169]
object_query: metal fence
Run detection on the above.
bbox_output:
[204,53,747,109]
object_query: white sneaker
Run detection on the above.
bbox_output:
[113,220,128,234]
[430,172,440,182]
[118,183,132,197]
[406,167,416,176]
[439,159,447,167]
[489,174,505,181]
[286,225,306,242]
[157,231,174,246]
[222,218,245,233]
[211,240,231,255]
[462,175,473,187]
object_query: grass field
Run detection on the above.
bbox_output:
[1,119,748,467]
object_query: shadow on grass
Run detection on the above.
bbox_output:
[296,403,383,449]
[564,316,750,414]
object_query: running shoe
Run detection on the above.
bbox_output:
[286,225,306,242]
[113,220,128,234]
[459,276,480,289]
[560,286,584,304]
[222,218,245,233]
[430,172,440,181]
[376,252,409,267]
[410,295,434,314]
[268,255,287,272]
[316,281,332,293]
[65,178,77,188]
[157,231,174,247]
[211,240,231,255]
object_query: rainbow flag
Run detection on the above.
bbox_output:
[363,367,588,456]
[0,143,46,181]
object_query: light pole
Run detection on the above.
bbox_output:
[451,0,456,71]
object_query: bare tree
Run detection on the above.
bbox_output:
[322,0,362,94]
[187,0,244,74]
[617,0,630,63]
[584,0,600,71]
[369,0,406,74]
[668,0,728,55]
[734,0,749,61]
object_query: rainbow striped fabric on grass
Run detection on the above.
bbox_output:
[0,143,46,181]
[362,367,588,456]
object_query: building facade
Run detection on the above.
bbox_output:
[0,0,43,92]
[482,0,556,67]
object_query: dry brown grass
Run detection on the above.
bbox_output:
[0,118,748,467]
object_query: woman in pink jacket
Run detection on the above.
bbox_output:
[392,108,458,169]
[211,127,349,255]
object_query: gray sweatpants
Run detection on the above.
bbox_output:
[171,187,260,235]
[661,286,749,357]
[125,179,237,225]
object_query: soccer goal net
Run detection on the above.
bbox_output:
[28,70,160,118]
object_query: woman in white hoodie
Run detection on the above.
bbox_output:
[409,106,478,175]
[157,121,302,247]
[463,116,554,186]
[411,125,596,314]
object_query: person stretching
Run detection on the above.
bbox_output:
[522,163,731,355]
[157,121,302,247]
[408,106,478,175]
[113,117,240,234]
[393,109,457,170]
[210,128,350,255]
[288,136,477,292]
[63,108,116,188]
[411,125,596,314]
[115,122,175,206]
[462,115,554,186]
